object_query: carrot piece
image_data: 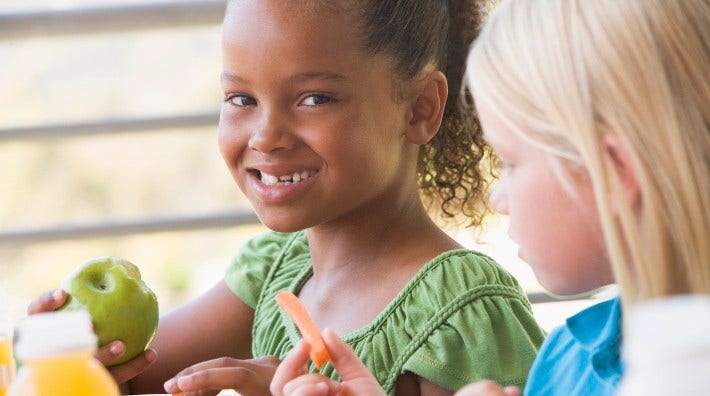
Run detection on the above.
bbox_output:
[275,290,331,369]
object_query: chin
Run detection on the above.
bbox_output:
[257,213,309,233]
[536,276,597,298]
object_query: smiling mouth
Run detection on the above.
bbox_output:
[258,170,318,186]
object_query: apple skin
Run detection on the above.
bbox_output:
[59,256,159,366]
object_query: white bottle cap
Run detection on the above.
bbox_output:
[13,310,97,361]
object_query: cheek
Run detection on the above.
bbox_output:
[514,174,609,294]
[508,176,563,250]
[217,113,246,162]
[505,170,568,259]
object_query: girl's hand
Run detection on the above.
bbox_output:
[163,355,280,396]
[454,381,520,396]
[28,289,157,384]
[104,347,158,385]
[271,328,386,396]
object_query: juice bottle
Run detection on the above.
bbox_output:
[0,289,15,396]
[0,331,15,396]
[7,311,120,396]
[0,334,14,396]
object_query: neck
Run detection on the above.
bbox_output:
[305,194,458,279]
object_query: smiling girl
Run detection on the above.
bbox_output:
[29,1,545,395]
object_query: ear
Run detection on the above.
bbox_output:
[603,133,640,207]
[404,70,448,145]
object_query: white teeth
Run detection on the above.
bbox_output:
[260,170,314,186]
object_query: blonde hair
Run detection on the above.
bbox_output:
[467,0,710,306]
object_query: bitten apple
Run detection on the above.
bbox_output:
[59,256,159,366]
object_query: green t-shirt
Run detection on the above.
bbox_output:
[225,231,545,394]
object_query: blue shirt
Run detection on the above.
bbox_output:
[524,297,623,396]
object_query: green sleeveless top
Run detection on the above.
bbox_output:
[225,231,545,394]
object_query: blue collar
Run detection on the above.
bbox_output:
[566,297,623,382]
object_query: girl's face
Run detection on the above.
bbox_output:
[219,1,420,231]
[476,99,614,296]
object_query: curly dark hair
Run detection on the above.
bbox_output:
[352,0,495,228]
[226,0,496,227]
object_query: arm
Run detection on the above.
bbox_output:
[126,280,255,393]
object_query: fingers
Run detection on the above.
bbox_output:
[164,356,278,395]
[176,367,241,393]
[282,375,341,396]
[321,328,374,381]
[270,340,311,396]
[166,366,266,395]
[27,289,66,314]
[288,381,331,396]
[455,380,520,396]
[95,341,126,366]
[107,348,157,385]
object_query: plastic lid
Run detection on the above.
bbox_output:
[13,310,97,360]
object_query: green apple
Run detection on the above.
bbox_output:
[59,256,159,366]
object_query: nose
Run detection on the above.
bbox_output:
[248,108,296,153]
[489,183,509,215]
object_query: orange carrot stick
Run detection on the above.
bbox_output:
[275,290,331,369]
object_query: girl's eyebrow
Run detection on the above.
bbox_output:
[290,71,347,83]
[221,72,247,84]
[220,71,347,85]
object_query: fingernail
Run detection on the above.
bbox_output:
[177,376,192,389]
[52,289,63,301]
[163,378,175,391]
[145,348,157,362]
[109,342,123,355]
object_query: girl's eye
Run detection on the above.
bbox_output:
[300,94,333,106]
[225,94,257,107]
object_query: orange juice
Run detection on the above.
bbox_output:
[0,335,14,396]
[10,350,118,396]
[8,311,120,396]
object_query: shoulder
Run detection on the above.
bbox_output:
[525,297,623,395]
[224,231,310,308]
[412,249,531,303]
[377,249,546,391]
[534,297,622,363]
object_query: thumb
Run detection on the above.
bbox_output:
[271,340,311,396]
[322,328,373,381]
